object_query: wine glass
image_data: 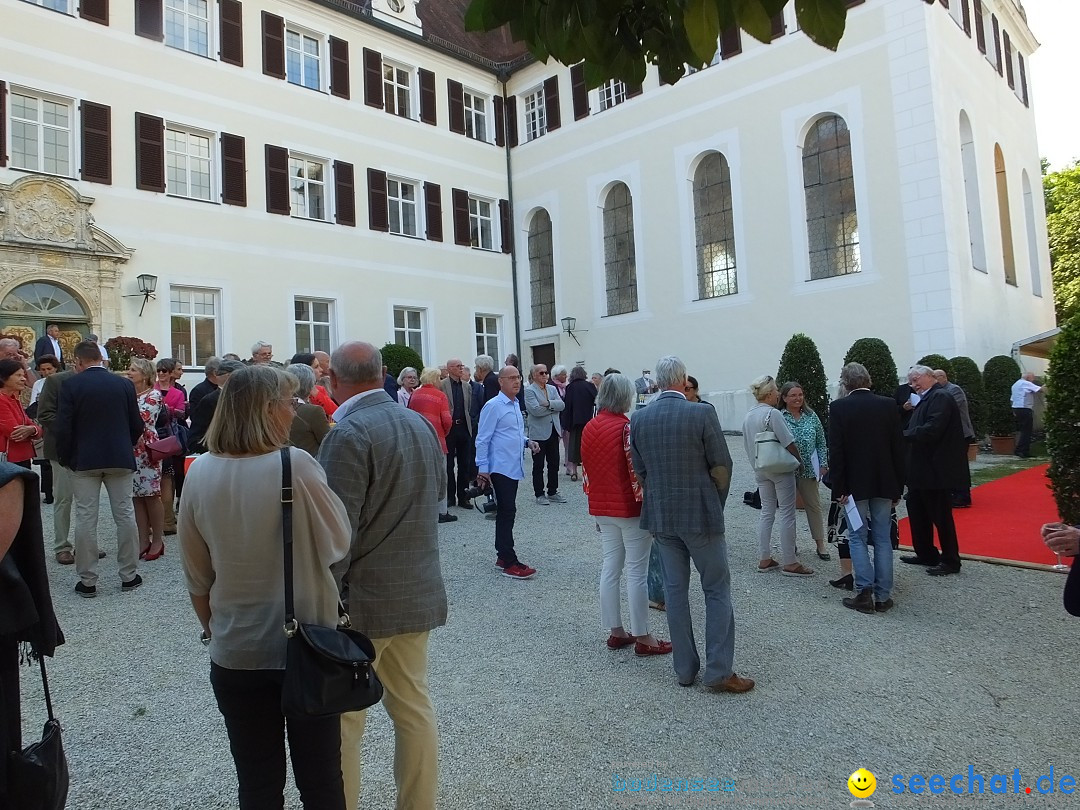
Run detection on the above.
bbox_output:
[1043,522,1072,573]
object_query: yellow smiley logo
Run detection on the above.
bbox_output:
[848,768,877,798]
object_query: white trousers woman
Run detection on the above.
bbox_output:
[757,471,797,565]
[597,515,653,635]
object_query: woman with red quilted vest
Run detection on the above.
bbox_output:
[580,373,671,657]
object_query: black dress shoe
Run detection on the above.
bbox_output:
[926,564,960,576]
[875,599,895,612]
[900,555,934,566]
[829,574,854,590]
[842,588,876,614]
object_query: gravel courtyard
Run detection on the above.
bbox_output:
[21,437,1079,809]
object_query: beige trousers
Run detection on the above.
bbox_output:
[795,476,826,545]
[341,630,438,810]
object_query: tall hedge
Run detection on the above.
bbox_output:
[1047,314,1080,523]
[949,356,986,441]
[777,333,829,428]
[842,338,898,395]
[380,343,424,379]
[983,355,1022,437]
[917,353,954,379]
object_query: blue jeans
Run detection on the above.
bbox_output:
[848,497,894,602]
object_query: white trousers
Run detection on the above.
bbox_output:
[597,515,653,636]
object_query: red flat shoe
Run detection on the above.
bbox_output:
[143,542,165,561]
[606,634,636,649]
[634,639,673,656]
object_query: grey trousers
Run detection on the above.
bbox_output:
[654,531,736,688]
[51,462,74,554]
[71,468,139,587]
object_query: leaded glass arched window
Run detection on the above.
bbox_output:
[528,209,555,329]
[693,152,737,298]
[803,115,860,280]
[603,183,638,315]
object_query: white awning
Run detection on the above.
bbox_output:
[1011,327,1061,360]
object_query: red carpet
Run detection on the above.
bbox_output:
[897,464,1067,568]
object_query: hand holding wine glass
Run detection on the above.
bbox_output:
[1041,522,1079,572]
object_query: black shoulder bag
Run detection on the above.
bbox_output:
[278,448,384,718]
[7,654,69,810]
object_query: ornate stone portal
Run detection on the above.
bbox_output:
[0,175,132,348]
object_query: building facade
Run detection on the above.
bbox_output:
[1,0,1052,424]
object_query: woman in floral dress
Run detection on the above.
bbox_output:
[128,358,165,560]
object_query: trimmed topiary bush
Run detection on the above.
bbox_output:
[843,338,898,395]
[949,356,986,441]
[777,333,829,428]
[1047,314,1080,523]
[380,343,424,379]
[917,353,954,379]
[983,354,1022,437]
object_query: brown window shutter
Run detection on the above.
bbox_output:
[543,76,561,131]
[991,15,1002,75]
[626,83,643,98]
[424,182,442,241]
[1003,31,1014,88]
[367,168,388,231]
[720,27,742,59]
[262,12,285,79]
[220,133,247,206]
[505,95,518,147]
[1018,53,1028,105]
[135,0,163,40]
[770,12,785,38]
[80,101,111,184]
[447,79,465,134]
[493,96,505,147]
[570,63,589,120]
[960,0,971,35]
[79,0,109,26]
[328,37,350,99]
[135,113,165,192]
[0,82,6,168]
[973,0,985,52]
[452,188,470,246]
[219,0,243,66]
[264,144,289,215]
[499,199,512,254]
[363,48,383,109]
[417,68,436,126]
[334,161,355,226]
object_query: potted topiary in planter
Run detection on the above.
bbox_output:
[950,355,986,462]
[983,354,1022,455]
[1046,313,1080,525]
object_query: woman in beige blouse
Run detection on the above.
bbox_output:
[179,365,351,810]
[285,363,330,457]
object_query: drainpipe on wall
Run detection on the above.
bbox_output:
[499,73,523,362]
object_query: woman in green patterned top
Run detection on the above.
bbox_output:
[780,382,830,561]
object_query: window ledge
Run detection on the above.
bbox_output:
[165,43,215,61]
[167,192,220,205]
[290,215,333,224]
[390,231,424,240]
[9,167,75,182]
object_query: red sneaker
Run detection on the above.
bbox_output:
[494,557,506,569]
[502,563,536,579]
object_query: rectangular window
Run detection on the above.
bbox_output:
[286,27,321,90]
[463,89,488,141]
[294,297,333,354]
[687,47,720,74]
[166,126,212,200]
[475,315,499,359]
[165,0,210,56]
[383,61,412,118]
[170,286,219,365]
[289,154,328,220]
[21,0,70,12]
[524,87,546,141]
[393,306,424,361]
[598,79,626,111]
[387,178,419,236]
[468,196,494,250]
[10,89,72,176]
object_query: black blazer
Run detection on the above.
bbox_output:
[33,335,62,366]
[828,390,905,501]
[187,387,220,454]
[903,383,968,490]
[53,367,142,471]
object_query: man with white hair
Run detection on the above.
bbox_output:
[474,354,499,404]
[248,341,273,365]
[0,338,22,362]
[1010,371,1042,459]
[629,355,751,694]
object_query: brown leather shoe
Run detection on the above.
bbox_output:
[708,673,755,694]
[55,550,75,565]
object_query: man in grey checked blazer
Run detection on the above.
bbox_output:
[629,356,754,694]
[318,341,447,810]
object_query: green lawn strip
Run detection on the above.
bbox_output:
[971,456,1048,488]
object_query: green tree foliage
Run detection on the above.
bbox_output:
[1044,161,1080,322]
[917,354,954,379]
[777,333,828,428]
[949,356,986,441]
[465,0,854,87]
[842,337,898,395]
[1046,313,1080,523]
[380,343,424,380]
[982,355,1021,437]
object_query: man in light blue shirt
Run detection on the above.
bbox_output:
[475,366,540,579]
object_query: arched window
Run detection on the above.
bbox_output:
[1022,170,1042,296]
[959,111,987,272]
[802,115,860,280]
[693,152,737,299]
[528,209,555,329]
[994,144,1017,286]
[602,182,638,315]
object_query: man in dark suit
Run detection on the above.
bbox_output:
[629,355,752,694]
[33,323,64,367]
[53,340,144,597]
[440,358,475,509]
[829,362,905,613]
[902,364,968,576]
[186,359,243,453]
[474,354,500,405]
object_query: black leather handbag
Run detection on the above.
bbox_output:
[7,655,69,810]
[277,448,383,719]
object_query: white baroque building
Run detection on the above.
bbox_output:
[0,0,1053,424]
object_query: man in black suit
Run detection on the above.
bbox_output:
[53,340,144,598]
[440,358,474,510]
[829,363,905,613]
[33,323,64,367]
[901,364,968,576]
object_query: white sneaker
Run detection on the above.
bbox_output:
[536,495,550,505]
[547,493,567,504]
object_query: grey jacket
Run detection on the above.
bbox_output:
[35,369,75,462]
[524,382,565,440]
[942,382,975,440]
[317,390,448,638]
